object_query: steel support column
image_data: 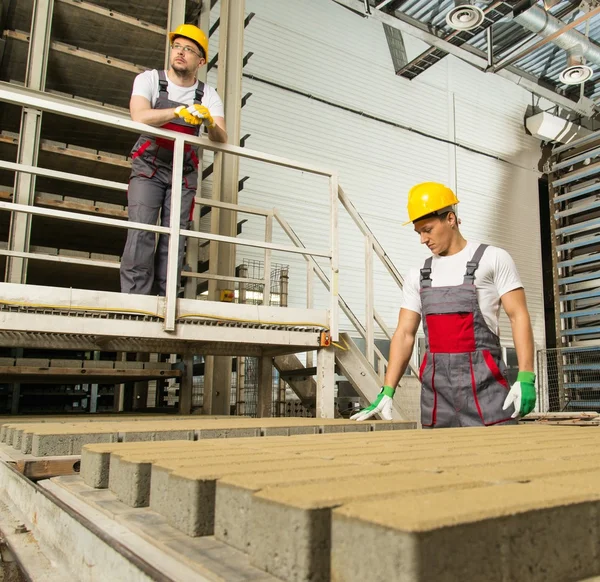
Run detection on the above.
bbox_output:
[166,0,186,68]
[204,0,245,415]
[184,0,211,300]
[316,346,335,418]
[5,0,53,284]
[257,355,273,417]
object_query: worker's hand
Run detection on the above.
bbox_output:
[174,105,201,126]
[502,371,536,418]
[350,385,395,422]
[185,104,215,129]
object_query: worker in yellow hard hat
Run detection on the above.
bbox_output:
[353,182,537,428]
[120,24,227,296]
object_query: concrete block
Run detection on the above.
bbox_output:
[31,432,118,456]
[341,424,370,433]
[81,447,112,489]
[84,360,114,369]
[50,359,83,368]
[215,463,401,553]
[198,428,260,439]
[330,472,600,582]
[16,358,49,367]
[261,427,290,437]
[120,430,194,442]
[288,426,317,436]
[160,457,354,538]
[248,472,483,582]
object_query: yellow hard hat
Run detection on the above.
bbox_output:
[169,24,208,59]
[404,182,459,225]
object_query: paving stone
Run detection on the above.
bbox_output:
[330,471,600,582]
[249,471,486,582]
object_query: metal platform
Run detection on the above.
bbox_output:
[0,283,328,356]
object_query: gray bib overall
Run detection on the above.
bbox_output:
[418,244,517,428]
[120,70,205,296]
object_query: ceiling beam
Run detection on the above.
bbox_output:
[332,0,597,116]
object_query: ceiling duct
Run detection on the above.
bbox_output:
[514,5,599,82]
[559,45,594,85]
[445,1,485,31]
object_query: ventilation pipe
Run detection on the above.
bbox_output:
[514,5,598,84]
[445,1,485,31]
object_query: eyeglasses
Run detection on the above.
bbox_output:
[171,43,202,58]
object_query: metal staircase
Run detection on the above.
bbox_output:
[547,132,600,411]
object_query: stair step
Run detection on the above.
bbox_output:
[278,367,317,380]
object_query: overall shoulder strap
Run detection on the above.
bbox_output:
[194,81,205,104]
[463,244,488,285]
[158,70,168,95]
[420,257,433,288]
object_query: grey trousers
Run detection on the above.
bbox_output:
[120,153,197,296]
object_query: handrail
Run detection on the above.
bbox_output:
[274,208,419,378]
[0,83,335,177]
[0,83,339,338]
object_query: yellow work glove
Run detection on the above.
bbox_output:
[173,105,201,126]
[185,104,215,129]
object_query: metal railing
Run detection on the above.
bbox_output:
[537,346,600,412]
[0,82,340,339]
[275,185,419,378]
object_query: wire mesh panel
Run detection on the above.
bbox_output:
[537,347,600,412]
[239,259,289,306]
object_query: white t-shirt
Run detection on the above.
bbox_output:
[401,241,523,336]
[131,70,225,118]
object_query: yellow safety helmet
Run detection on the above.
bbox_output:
[404,182,460,225]
[169,24,209,59]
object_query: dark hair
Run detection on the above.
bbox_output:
[173,35,205,59]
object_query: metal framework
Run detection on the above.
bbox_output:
[332,0,597,116]
[546,129,600,410]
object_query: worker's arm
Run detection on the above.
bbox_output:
[130,95,180,127]
[501,288,534,373]
[207,116,227,143]
[501,287,536,417]
[384,308,422,388]
[351,308,421,422]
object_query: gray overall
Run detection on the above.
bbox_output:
[120,70,204,295]
[418,244,517,428]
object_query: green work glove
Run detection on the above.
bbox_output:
[350,385,395,422]
[502,371,536,418]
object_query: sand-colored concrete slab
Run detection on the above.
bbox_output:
[6,418,415,456]
[331,470,600,582]
[48,423,600,581]
[158,458,365,537]
[249,471,487,581]
[109,450,292,507]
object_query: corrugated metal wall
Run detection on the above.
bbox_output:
[209,0,545,349]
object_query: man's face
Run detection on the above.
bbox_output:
[413,213,454,256]
[170,37,205,74]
